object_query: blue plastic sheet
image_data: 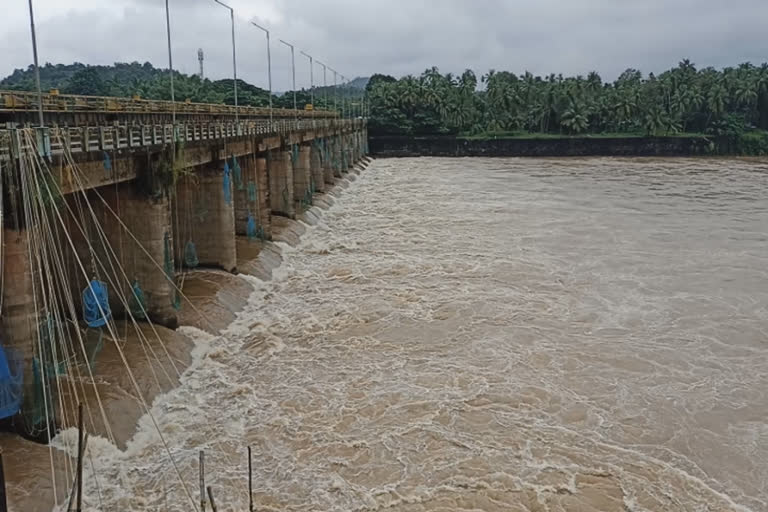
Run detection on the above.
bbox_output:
[82,280,111,328]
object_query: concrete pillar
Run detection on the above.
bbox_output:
[332,136,343,178]
[100,185,178,327]
[268,150,295,219]
[1,229,39,431]
[174,164,236,272]
[310,143,325,193]
[321,138,335,185]
[255,156,272,239]
[61,184,177,328]
[345,134,354,170]
[293,144,312,211]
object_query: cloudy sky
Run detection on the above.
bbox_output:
[1,0,766,89]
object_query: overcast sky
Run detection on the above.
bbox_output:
[1,0,766,90]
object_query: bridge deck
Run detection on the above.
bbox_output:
[0,89,335,118]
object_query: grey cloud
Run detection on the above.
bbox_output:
[1,0,767,91]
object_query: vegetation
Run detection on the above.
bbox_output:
[0,61,366,111]
[366,61,768,153]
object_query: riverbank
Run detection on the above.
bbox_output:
[370,134,720,157]
[2,158,374,512]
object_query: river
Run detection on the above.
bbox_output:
[13,157,768,511]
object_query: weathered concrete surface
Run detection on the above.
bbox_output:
[254,156,272,239]
[98,184,178,328]
[174,165,237,272]
[294,144,312,212]
[0,229,37,428]
[234,153,257,236]
[320,139,335,184]
[332,136,343,178]
[310,143,325,193]
[268,150,295,219]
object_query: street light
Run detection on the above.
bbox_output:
[213,0,238,122]
[165,0,176,128]
[341,75,347,119]
[329,67,338,116]
[251,21,273,129]
[279,39,297,122]
[26,0,44,126]
[299,51,314,110]
[300,51,314,125]
[316,60,328,111]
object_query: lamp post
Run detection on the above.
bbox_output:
[299,51,314,109]
[279,39,297,122]
[329,67,338,117]
[26,0,44,126]
[316,60,328,111]
[300,51,314,125]
[164,0,176,128]
[213,0,238,122]
[251,21,273,129]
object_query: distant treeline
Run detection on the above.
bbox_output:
[365,61,768,153]
[0,61,366,111]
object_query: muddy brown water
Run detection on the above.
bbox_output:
[5,157,768,511]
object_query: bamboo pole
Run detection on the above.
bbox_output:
[199,451,206,512]
[76,403,84,512]
[206,486,217,512]
[0,453,7,512]
[248,446,253,512]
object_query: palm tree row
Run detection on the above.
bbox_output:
[366,60,768,138]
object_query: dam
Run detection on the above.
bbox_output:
[0,89,371,510]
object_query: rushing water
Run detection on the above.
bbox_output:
[44,157,768,511]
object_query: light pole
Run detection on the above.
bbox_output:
[251,21,273,129]
[279,39,297,122]
[341,75,347,119]
[165,0,176,128]
[299,51,314,109]
[300,51,314,125]
[329,67,338,117]
[213,0,238,122]
[316,60,328,111]
[26,0,44,126]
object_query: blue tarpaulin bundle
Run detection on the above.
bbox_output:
[247,214,258,240]
[0,346,22,420]
[248,182,258,203]
[232,156,243,190]
[82,280,111,328]
[184,240,199,268]
[223,162,232,205]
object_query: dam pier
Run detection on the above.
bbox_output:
[0,90,369,440]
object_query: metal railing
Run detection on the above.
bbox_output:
[0,89,337,119]
[0,118,365,161]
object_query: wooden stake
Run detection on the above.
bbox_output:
[0,453,7,512]
[206,486,217,512]
[76,403,84,512]
[199,450,206,512]
[248,446,253,512]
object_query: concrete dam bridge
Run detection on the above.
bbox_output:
[0,87,370,506]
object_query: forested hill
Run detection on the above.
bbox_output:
[0,62,367,109]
